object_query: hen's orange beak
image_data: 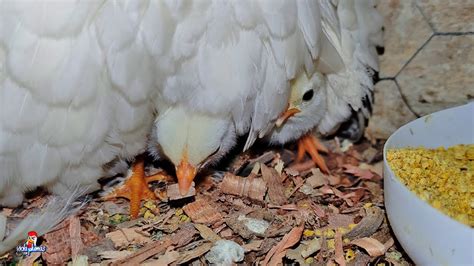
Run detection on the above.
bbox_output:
[176,155,197,196]
[275,106,301,127]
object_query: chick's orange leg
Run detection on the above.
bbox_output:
[296,134,329,173]
[104,159,169,219]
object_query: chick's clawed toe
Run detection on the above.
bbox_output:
[296,134,329,173]
[103,158,169,219]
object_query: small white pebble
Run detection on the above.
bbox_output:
[238,215,270,235]
[205,240,245,265]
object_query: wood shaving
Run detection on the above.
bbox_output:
[182,198,223,224]
[220,173,267,201]
[1,139,413,265]
[175,242,213,264]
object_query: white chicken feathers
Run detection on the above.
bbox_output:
[0,0,382,203]
[0,1,158,206]
[0,0,383,253]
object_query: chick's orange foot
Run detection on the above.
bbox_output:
[296,134,329,173]
[103,158,169,219]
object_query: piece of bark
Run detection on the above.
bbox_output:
[306,168,329,188]
[286,237,322,264]
[220,173,267,201]
[43,220,72,265]
[225,216,255,239]
[350,250,372,266]
[334,231,346,266]
[111,238,173,266]
[105,227,152,248]
[175,242,213,264]
[219,228,233,238]
[171,223,199,247]
[327,213,356,229]
[111,223,197,266]
[267,204,298,211]
[98,250,133,263]
[183,198,223,224]
[237,152,276,176]
[344,207,384,240]
[68,216,83,258]
[167,182,196,201]
[260,164,287,205]
[243,240,264,252]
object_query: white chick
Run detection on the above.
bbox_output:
[148,105,237,195]
[268,0,383,172]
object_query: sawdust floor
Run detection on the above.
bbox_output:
[1,138,413,265]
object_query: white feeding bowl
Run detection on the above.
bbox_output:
[383,102,474,265]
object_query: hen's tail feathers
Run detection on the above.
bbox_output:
[0,185,89,255]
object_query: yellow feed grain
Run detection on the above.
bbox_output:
[387,144,473,226]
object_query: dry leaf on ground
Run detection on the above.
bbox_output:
[344,206,384,240]
[142,249,179,266]
[351,237,393,257]
[343,164,376,180]
[263,224,304,266]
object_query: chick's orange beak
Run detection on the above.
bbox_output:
[176,158,197,196]
[275,106,301,127]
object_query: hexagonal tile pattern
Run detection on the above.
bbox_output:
[377,0,433,78]
[397,35,474,116]
[366,80,417,140]
[417,0,474,32]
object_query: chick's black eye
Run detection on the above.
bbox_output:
[302,89,314,102]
